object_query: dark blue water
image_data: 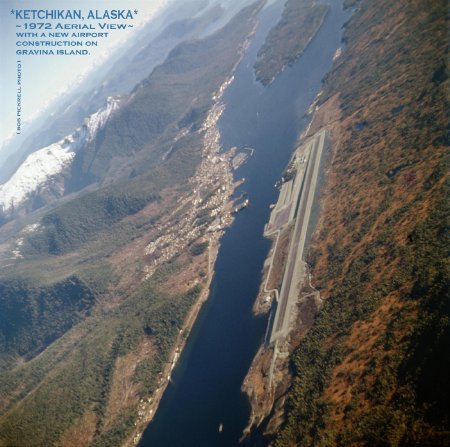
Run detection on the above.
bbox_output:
[139,1,348,446]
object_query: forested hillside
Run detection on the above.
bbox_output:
[0,3,264,446]
[274,0,449,445]
[254,0,329,85]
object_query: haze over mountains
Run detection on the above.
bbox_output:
[0,0,254,183]
[0,0,448,446]
[0,1,266,444]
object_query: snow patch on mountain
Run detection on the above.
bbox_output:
[0,97,121,212]
[0,143,75,211]
[85,96,121,141]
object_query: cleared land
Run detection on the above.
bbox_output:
[266,129,327,343]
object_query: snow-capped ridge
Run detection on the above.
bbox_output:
[84,96,121,142]
[0,96,121,213]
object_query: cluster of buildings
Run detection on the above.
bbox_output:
[143,79,235,280]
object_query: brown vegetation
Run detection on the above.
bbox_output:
[56,412,98,447]
[257,0,449,445]
[103,337,156,432]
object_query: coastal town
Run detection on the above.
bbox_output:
[142,83,238,281]
[129,77,248,445]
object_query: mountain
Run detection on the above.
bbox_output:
[0,0,225,184]
[0,97,121,217]
[0,2,265,446]
[242,0,449,445]
[1,0,448,445]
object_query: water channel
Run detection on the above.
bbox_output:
[139,1,348,445]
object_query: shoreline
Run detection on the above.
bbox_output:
[124,13,266,445]
[124,72,242,446]
[240,88,339,440]
[126,227,225,446]
[125,187,241,446]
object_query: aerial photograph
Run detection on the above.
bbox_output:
[0,0,448,446]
